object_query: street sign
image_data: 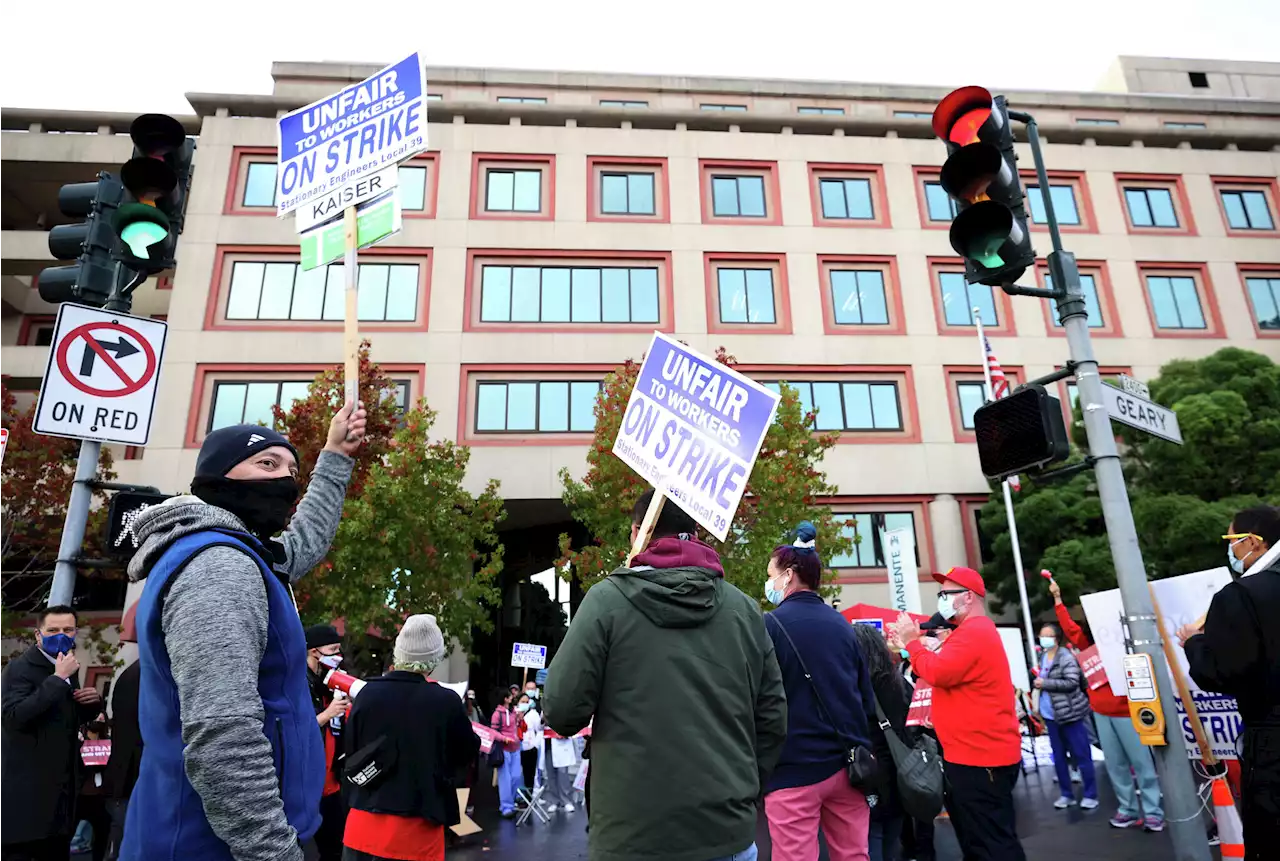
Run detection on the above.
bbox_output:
[276,52,427,218]
[295,165,398,233]
[1117,373,1150,401]
[613,332,780,542]
[510,642,547,670]
[1099,382,1183,445]
[299,187,402,271]
[34,304,168,446]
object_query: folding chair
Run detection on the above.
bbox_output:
[516,780,552,826]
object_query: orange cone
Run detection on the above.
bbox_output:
[1212,776,1245,858]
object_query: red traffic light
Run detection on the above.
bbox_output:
[932,86,999,146]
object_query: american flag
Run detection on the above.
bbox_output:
[984,337,1021,491]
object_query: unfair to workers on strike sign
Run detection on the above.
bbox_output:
[34,303,168,447]
[613,332,780,542]
[510,643,547,670]
[276,52,428,218]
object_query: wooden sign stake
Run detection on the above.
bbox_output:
[1150,587,1217,765]
[627,492,666,567]
[343,205,359,409]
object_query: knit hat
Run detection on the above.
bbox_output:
[195,424,299,479]
[305,624,342,650]
[394,614,446,671]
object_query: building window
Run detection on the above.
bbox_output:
[701,104,747,111]
[717,268,775,324]
[830,512,917,568]
[600,172,655,215]
[19,317,56,346]
[1220,189,1275,231]
[398,166,429,211]
[1046,272,1104,328]
[799,106,844,115]
[705,254,788,333]
[1189,72,1209,88]
[956,381,987,430]
[1244,275,1280,331]
[201,373,414,438]
[819,178,873,220]
[700,160,780,225]
[1076,118,1120,126]
[243,162,276,208]
[475,380,600,433]
[228,152,435,216]
[893,111,933,119]
[712,175,766,218]
[809,165,888,228]
[1116,176,1194,233]
[224,260,421,323]
[600,99,647,108]
[486,169,542,212]
[497,96,547,104]
[472,155,554,220]
[938,271,999,328]
[762,380,902,432]
[1025,184,1081,226]
[925,181,957,221]
[1145,274,1206,330]
[479,265,659,324]
[1164,121,1207,129]
[426,94,443,101]
[830,270,888,325]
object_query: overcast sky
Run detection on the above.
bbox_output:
[3,0,1277,113]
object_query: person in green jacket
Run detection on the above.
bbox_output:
[544,490,788,861]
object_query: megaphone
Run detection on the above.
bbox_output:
[324,668,366,698]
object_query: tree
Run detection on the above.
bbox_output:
[979,348,1279,615]
[2,385,117,660]
[272,345,505,654]
[558,347,854,600]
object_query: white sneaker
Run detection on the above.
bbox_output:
[1080,798,1099,810]
[545,804,559,813]
[563,803,576,812]
[1054,796,1077,809]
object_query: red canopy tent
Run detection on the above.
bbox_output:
[839,603,929,628]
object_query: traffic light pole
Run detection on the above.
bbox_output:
[1011,110,1211,861]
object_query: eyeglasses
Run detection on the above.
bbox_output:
[1222,533,1261,542]
[937,589,969,597]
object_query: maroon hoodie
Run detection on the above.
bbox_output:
[631,535,725,577]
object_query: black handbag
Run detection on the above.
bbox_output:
[344,734,396,790]
[766,614,884,793]
[872,694,944,820]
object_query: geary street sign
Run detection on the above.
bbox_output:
[1099,381,1183,445]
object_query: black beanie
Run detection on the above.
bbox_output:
[305,624,342,650]
[195,424,299,479]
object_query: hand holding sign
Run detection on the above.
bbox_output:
[324,399,368,454]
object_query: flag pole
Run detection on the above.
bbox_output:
[975,308,1038,669]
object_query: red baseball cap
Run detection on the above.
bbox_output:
[933,566,986,598]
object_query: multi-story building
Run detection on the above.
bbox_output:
[3,55,1279,680]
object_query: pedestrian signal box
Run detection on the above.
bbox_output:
[1123,652,1167,747]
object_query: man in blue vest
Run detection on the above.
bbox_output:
[120,400,367,861]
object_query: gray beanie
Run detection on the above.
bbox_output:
[394,614,445,671]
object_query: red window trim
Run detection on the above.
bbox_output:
[956,494,991,571]
[16,314,55,346]
[469,153,556,222]
[1237,263,1280,339]
[911,166,951,231]
[1114,173,1198,237]
[1134,261,1225,339]
[461,248,675,334]
[815,255,906,336]
[943,365,1026,444]
[202,245,432,332]
[697,159,783,226]
[1033,259,1123,338]
[806,163,891,229]
[1018,169,1098,234]
[456,363,615,447]
[585,156,671,224]
[703,252,793,335]
[927,257,1017,337]
[1211,176,1280,239]
[185,362,425,448]
[822,495,936,583]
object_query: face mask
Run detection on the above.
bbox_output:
[937,593,960,620]
[765,573,790,606]
[1039,637,1057,650]
[899,649,910,660]
[525,689,538,699]
[191,475,300,540]
[319,654,342,669]
[517,702,531,713]
[1227,544,1247,577]
[40,633,75,657]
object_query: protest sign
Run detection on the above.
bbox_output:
[573,761,590,792]
[81,739,111,767]
[851,618,884,630]
[997,626,1032,692]
[299,187,402,270]
[1078,645,1109,691]
[471,722,498,754]
[511,642,547,670]
[1081,567,1241,759]
[884,526,922,615]
[906,684,933,728]
[612,332,779,541]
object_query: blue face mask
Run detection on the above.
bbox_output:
[899,649,910,660]
[40,633,75,657]
[1227,545,1247,576]
[1039,636,1057,651]
[765,573,790,606]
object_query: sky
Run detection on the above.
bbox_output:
[2,0,1278,113]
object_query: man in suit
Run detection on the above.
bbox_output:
[2,605,104,860]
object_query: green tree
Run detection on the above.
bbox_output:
[980,348,1279,614]
[558,347,854,600]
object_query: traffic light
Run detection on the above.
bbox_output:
[106,490,173,557]
[932,86,1035,287]
[973,385,1070,479]
[38,173,124,306]
[116,114,194,273]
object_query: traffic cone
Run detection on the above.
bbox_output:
[1211,776,1245,858]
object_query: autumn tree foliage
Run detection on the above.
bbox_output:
[273,344,505,653]
[558,347,854,600]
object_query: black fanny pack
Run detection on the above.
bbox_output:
[345,735,396,790]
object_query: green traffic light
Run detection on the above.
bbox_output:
[120,220,169,257]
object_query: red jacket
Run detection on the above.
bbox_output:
[1054,604,1129,718]
[906,615,1022,767]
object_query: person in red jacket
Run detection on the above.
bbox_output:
[890,566,1024,861]
[1047,577,1165,831]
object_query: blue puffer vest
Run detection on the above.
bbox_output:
[122,529,323,860]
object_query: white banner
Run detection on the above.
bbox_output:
[883,527,921,615]
[1080,567,1241,760]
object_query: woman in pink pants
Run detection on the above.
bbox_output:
[762,523,878,861]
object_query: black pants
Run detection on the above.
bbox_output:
[1,834,71,861]
[1242,727,1280,861]
[943,761,1025,861]
[900,814,935,861]
[105,798,128,861]
[77,795,112,861]
[520,748,539,790]
[315,792,349,861]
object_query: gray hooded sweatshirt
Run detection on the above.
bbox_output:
[126,450,353,861]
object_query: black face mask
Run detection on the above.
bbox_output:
[191,476,300,540]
